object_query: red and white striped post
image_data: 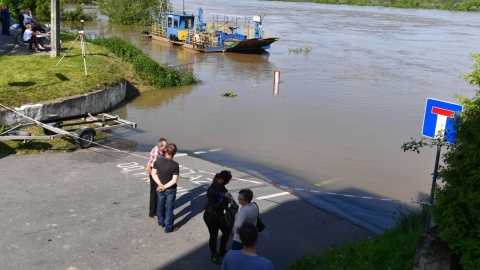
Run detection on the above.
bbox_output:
[273,70,280,96]
[273,70,280,85]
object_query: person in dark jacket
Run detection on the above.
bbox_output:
[203,170,233,265]
[17,9,25,35]
[1,5,12,36]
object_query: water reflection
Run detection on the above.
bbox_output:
[130,85,195,109]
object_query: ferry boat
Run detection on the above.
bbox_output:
[147,7,279,53]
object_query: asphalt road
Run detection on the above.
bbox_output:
[0,148,374,269]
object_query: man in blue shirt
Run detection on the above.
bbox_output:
[222,223,274,270]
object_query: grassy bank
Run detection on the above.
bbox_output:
[289,205,428,269]
[276,0,480,11]
[1,34,137,108]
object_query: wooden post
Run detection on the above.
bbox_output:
[50,0,60,57]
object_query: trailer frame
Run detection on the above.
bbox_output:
[0,113,137,149]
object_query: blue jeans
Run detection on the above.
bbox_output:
[157,188,177,232]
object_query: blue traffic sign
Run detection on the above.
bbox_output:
[422,98,463,143]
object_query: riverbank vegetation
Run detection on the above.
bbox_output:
[61,5,97,21]
[91,37,199,87]
[98,0,162,25]
[275,0,480,11]
[401,53,480,270]
[4,0,96,21]
[290,204,428,269]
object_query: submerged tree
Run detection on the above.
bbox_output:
[402,53,480,269]
[98,0,166,25]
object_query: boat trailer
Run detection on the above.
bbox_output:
[0,113,137,149]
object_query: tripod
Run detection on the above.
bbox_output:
[54,21,98,76]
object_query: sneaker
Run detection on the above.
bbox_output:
[211,254,221,265]
[218,250,227,257]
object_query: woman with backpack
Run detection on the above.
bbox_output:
[203,170,235,265]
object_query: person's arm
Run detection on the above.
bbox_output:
[233,208,247,234]
[159,174,178,191]
[146,164,153,175]
[145,146,157,174]
[151,168,164,189]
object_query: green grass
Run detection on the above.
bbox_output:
[0,33,144,108]
[289,204,428,270]
[0,32,198,108]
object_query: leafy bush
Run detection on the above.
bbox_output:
[430,53,480,270]
[92,37,199,88]
[402,53,480,269]
[64,0,94,4]
[98,0,160,25]
[61,5,97,21]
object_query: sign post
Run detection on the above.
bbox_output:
[422,98,463,232]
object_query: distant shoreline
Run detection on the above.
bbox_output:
[269,0,480,12]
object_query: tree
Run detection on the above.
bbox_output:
[403,53,480,269]
[98,0,161,25]
[34,0,52,21]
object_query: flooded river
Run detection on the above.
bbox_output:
[64,1,479,233]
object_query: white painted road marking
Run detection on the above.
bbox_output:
[256,192,290,200]
[193,148,223,155]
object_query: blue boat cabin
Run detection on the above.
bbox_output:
[164,13,195,41]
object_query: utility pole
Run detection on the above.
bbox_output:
[50,0,60,57]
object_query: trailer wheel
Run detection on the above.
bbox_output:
[75,128,95,149]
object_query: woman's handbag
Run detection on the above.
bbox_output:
[220,200,239,230]
[253,202,266,232]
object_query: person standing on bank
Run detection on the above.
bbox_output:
[151,143,179,233]
[203,170,234,265]
[1,5,12,36]
[222,223,274,270]
[146,138,168,219]
[232,189,258,250]
[23,10,32,25]
[17,9,25,35]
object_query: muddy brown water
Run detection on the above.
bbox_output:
[62,0,479,232]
